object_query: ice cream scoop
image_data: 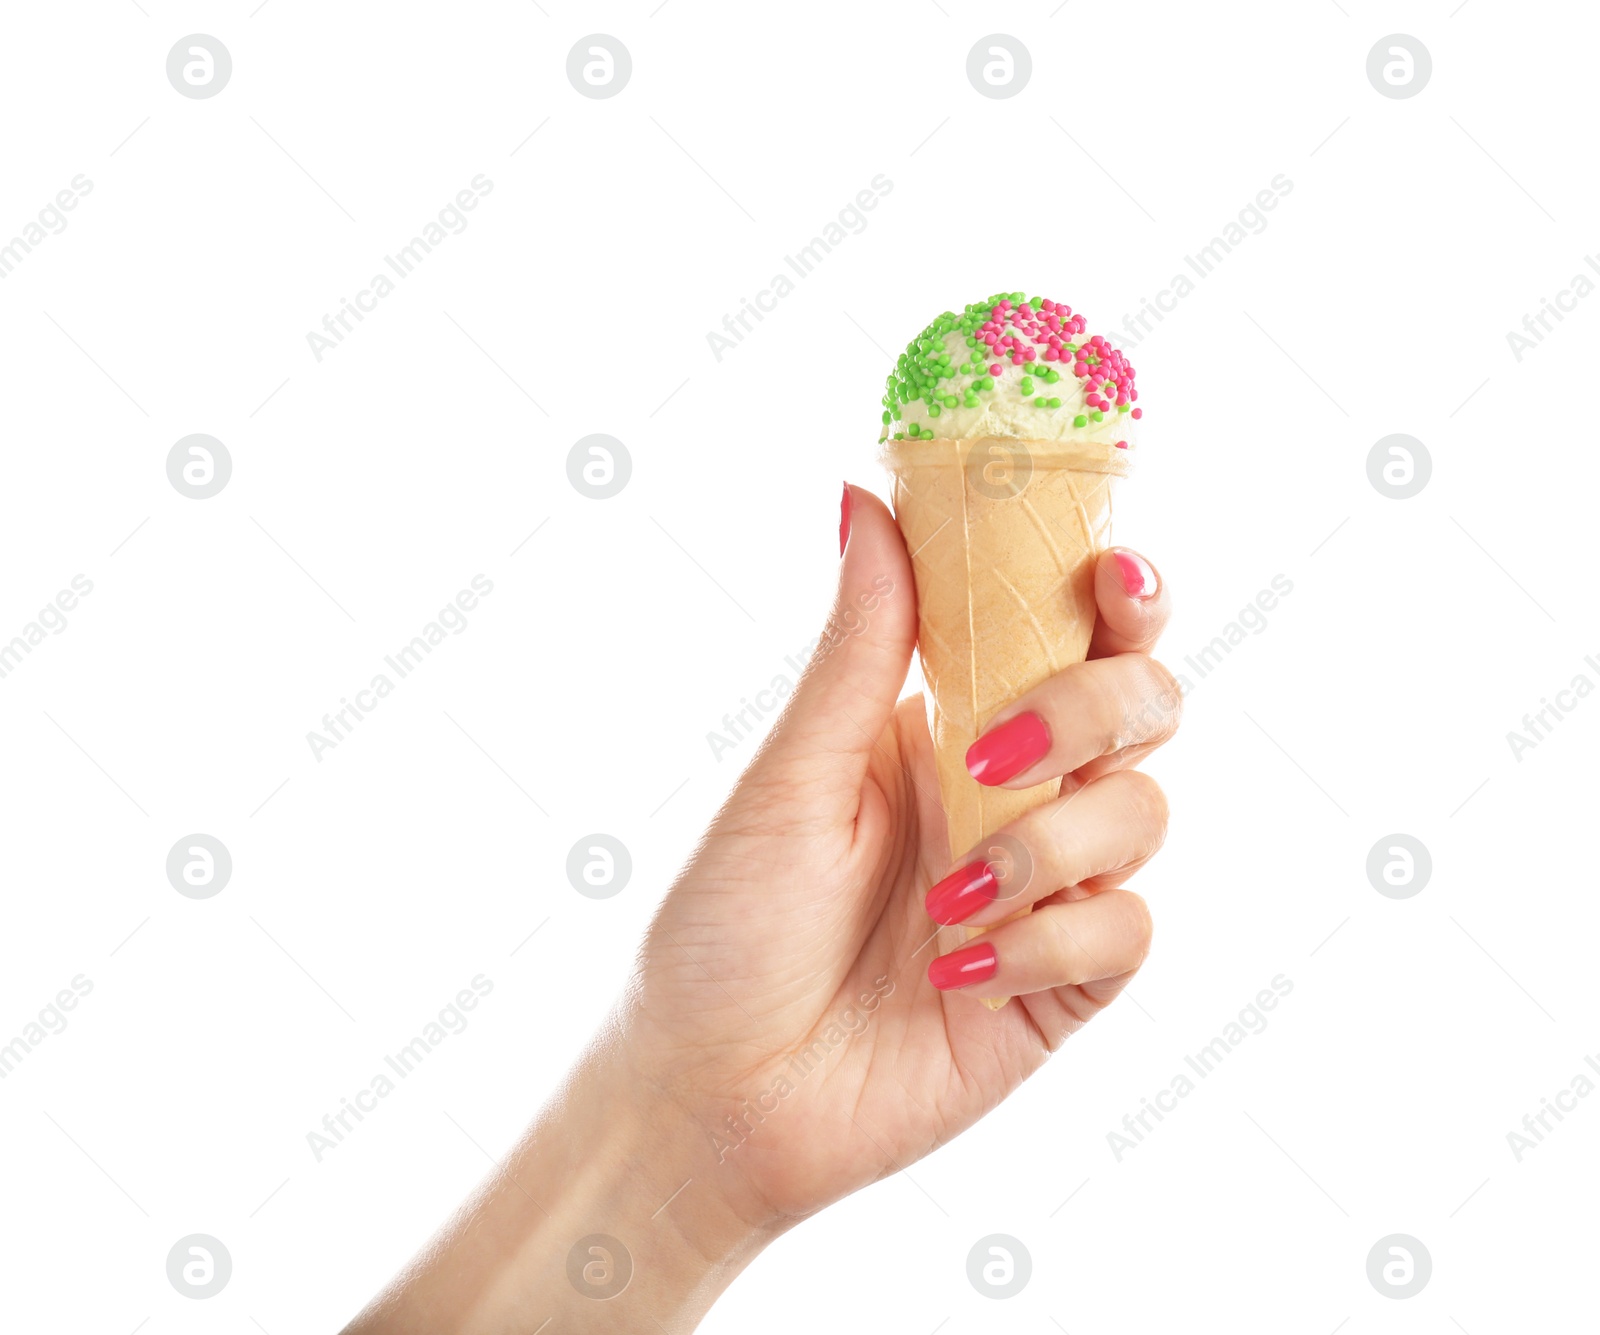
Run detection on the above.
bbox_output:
[880,290,1141,447]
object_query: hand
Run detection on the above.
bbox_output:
[345,484,1180,1334]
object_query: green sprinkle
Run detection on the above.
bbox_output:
[1090,410,1104,422]
[1043,368,1060,384]
[1020,376,1034,395]
[943,395,958,408]
[1119,403,1130,413]
[1047,397,1061,409]
[928,403,941,417]
[1073,414,1088,428]
[881,410,891,424]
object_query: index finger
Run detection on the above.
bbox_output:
[1088,547,1169,659]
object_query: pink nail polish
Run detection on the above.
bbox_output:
[925,861,998,926]
[1113,549,1157,600]
[966,711,1050,786]
[839,483,852,557]
[929,940,999,991]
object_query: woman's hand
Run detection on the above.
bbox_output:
[346,484,1180,1334]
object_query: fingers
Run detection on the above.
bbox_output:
[928,889,1153,998]
[1088,547,1169,659]
[751,484,918,812]
[963,654,1182,791]
[924,769,1168,927]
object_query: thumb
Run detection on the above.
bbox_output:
[752,483,918,800]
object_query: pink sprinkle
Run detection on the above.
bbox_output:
[1115,440,1128,449]
[989,363,1002,375]
[1043,347,1059,361]
[1022,347,1036,360]
[1130,408,1143,419]
[1011,352,1024,364]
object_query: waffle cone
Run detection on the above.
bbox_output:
[881,435,1131,1009]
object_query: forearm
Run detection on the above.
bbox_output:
[344,1041,771,1334]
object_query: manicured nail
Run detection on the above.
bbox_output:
[929,940,999,991]
[839,483,852,557]
[1113,548,1157,599]
[966,711,1050,786]
[925,861,998,926]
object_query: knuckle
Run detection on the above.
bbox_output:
[1120,891,1155,958]
[1113,769,1170,854]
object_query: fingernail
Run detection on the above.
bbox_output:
[925,861,998,926]
[929,940,999,991]
[1113,548,1157,600]
[966,711,1050,786]
[839,483,852,557]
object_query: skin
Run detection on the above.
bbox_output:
[345,484,1181,1334]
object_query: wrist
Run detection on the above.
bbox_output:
[345,1025,774,1334]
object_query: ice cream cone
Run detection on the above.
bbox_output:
[882,434,1131,1008]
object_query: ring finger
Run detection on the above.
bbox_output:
[924,769,1168,928]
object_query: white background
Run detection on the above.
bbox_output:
[2,1,1596,1330]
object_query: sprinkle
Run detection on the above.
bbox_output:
[876,290,1142,441]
